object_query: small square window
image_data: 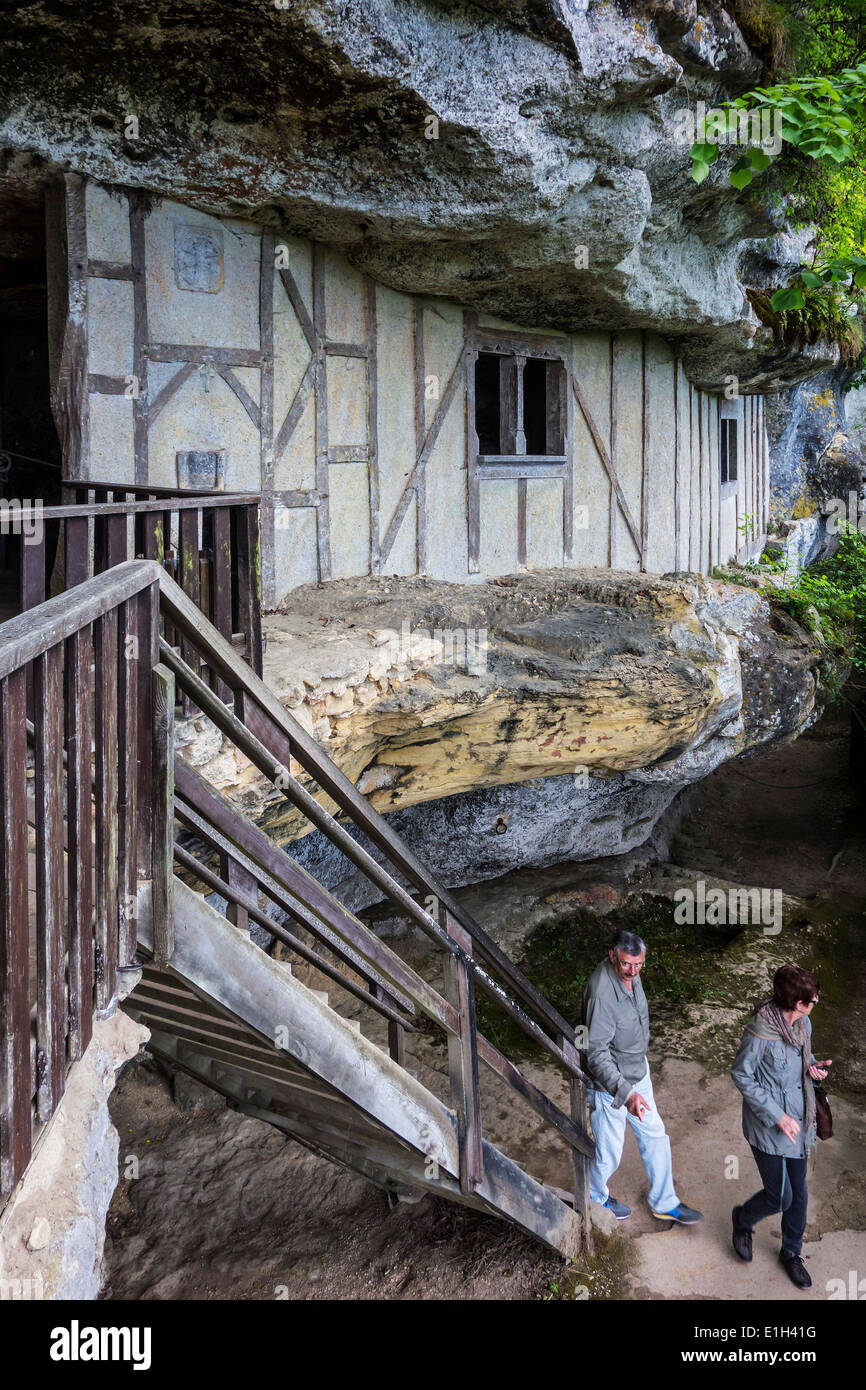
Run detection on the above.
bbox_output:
[474,352,565,458]
[720,418,738,486]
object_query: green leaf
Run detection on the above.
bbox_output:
[691,160,710,185]
[729,157,754,190]
[770,287,806,312]
[854,269,866,288]
[690,141,719,165]
[800,270,824,288]
[747,146,773,171]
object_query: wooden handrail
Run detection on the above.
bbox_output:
[14,494,259,521]
[0,560,161,680]
[157,570,578,1046]
[63,478,260,501]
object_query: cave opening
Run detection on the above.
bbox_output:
[0,181,61,619]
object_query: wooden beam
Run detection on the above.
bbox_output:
[0,668,30,1197]
[312,244,331,581]
[151,663,175,966]
[366,276,381,575]
[413,299,425,574]
[144,344,263,367]
[259,228,276,612]
[380,343,465,566]
[278,265,315,352]
[94,608,119,1013]
[640,333,649,572]
[466,312,480,573]
[146,361,198,426]
[34,644,66,1122]
[573,367,642,561]
[129,193,149,486]
[443,912,484,1194]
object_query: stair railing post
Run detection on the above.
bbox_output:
[151,661,175,966]
[559,1033,593,1253]
[441,907,484,1195]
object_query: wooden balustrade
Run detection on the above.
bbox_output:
[0,558,594,1235]
[0,561,162,1200]
[15,484,262,697]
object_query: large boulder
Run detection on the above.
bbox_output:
[180,568,820,896]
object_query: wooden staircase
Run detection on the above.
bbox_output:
[1,558,595,1260]
[126,878,583,1256]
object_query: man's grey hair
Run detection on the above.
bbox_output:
[611,929,646,956]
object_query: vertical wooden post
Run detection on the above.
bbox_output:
[560,1033,593,1253]
[222,687,258,931]
[369,981,405,1066]
[33,644,66,1122]
[235,503,263,677]
[94,609,119,1015]
[178,506,200,715]
[151,662,175,966]
[441,908,484,1195]
[0,668,31,1197]
[117,597,139,969]
[66,625,94,1062]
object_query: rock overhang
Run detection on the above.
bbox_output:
[0,0,830,389]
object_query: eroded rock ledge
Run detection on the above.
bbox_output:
[179,569,819,889]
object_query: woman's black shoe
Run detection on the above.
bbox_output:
[779,1252,812,1289]
[731,1206,752,1261]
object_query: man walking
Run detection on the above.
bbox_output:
[583,929,703,1225]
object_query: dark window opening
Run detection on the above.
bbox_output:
[475,353,502,454]
[474,351,565,457]
[720,418,738,486]
[0,186,62,621]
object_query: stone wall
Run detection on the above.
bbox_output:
[0,1011,148,1302]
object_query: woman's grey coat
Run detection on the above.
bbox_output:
[731,1014,817,1158]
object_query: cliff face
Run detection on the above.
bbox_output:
[0,0,829,389]
[178,569,819,893]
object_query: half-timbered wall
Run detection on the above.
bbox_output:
[52,178,770,608]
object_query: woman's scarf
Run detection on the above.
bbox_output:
[746,997,817,1142]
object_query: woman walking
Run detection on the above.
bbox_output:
[730,965,832,1289]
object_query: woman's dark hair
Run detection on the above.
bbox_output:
[772,964,819,1011]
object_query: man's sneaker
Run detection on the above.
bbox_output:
[732,1206,753,1261]
[602,1196,631,1220]
[780,1252,812,1289]
[651,1203,704,1225]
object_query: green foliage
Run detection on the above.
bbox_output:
[747,284,865,360]
[771,526,866,675]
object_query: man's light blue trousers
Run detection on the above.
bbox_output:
[588,1062,679,1213]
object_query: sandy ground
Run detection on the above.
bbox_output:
[103,691,866,1300]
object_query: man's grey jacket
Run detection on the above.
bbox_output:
[583,957,650,1107]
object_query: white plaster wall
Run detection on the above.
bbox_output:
[145,201,261,350]
[74,191,768,599]
[376,284,417,574]
[572,332,611,567]
[85,182,131,263]
[148,370,260,491]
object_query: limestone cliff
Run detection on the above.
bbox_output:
[178,569,819,892]
[0,0,831,389]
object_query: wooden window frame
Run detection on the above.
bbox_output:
[465,323,574,571]
[720,415,738,496]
